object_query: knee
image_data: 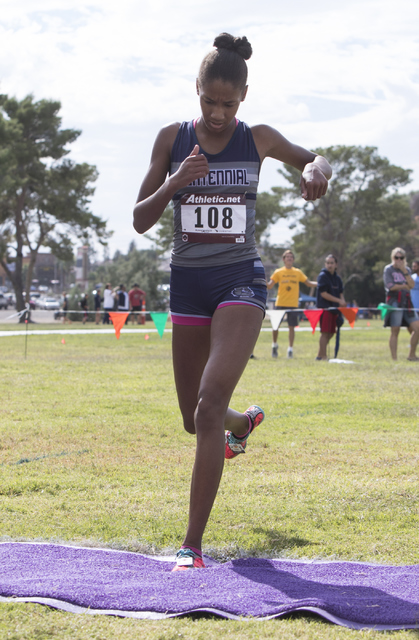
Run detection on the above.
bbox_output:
[194,393,227,434]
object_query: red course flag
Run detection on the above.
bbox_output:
[303,309,323,334]
[339,307,358,328]
[109,312,129,339]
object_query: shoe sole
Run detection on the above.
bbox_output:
[225,406,264,459]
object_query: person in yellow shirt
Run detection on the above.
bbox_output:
[267,250,317,358]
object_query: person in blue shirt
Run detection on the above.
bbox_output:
[411,258,419,310]
[316,255,345,360]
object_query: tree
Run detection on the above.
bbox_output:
[88,247,167,311]
[147,191,288,253]
[275,146,414,305]
[408,191,419,251]
[0,94,110,317]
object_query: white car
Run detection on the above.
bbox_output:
[41,297,60,311]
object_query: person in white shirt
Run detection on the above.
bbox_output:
[103,283,115,324]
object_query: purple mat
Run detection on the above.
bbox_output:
[1,543,419,629]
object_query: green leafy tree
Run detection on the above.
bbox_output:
[254,190,292,243]
[0,94,110,318]
[408,191,419,251]
[276,146,414,305]
[88,247,167,311]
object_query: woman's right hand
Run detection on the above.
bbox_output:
[171,145,209,190]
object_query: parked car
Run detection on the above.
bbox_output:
[0,293,9,309]
[41,297,60,311]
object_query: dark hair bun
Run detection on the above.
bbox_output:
[213,33,252,60]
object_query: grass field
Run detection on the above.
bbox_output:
[1,317,419,639]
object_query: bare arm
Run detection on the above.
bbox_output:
[321,291,346,306]
[403,270,414,290]
[304,279,318,288]
[266,278,276,290]
[133,124,210,234]
[388,268,412,292]
[389,283,411,291]
[251,125,332,201]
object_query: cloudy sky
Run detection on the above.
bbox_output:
[1,0,419,256]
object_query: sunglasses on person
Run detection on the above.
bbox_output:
[394,256,405,260]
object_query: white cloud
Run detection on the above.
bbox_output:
[1,0,419,255]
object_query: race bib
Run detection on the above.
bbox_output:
[180,193,246,243]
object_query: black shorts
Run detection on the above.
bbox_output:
[274,305,301,327]
[170,258,267,326]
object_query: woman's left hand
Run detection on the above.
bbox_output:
[300,163,329,201]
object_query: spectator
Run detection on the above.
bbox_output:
[117,284,130,324]
[103,283,114,324]
[80,293,89,324]
[94,288,102,324]
[411,258,419,310]
[267,249,317,358]
[316,254,346,360]
[128,283,146,324]
[383,248,419,361]
[61,292,71,324]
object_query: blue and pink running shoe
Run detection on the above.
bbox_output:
[172,548,206,572]
[225,405,265,459]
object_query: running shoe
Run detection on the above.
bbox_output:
[225,405,265,459]
[272,345,278,358]
[172,548,206,572]
[287,347,293,358]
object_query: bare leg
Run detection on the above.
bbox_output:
[317,332,332,359]
[389,326,400,361]
[173,305,263,551]
[408,320,419,360]
[288,326,295,348]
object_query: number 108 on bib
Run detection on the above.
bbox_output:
[180,193,247,244]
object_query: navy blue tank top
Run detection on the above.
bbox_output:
[170,120,261,267]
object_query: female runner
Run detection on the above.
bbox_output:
[133,33,332,570]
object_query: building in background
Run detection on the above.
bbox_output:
[22,253,74,292]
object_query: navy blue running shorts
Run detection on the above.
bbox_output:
[170,259,267,326]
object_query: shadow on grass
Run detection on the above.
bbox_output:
[249,527,315,553]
